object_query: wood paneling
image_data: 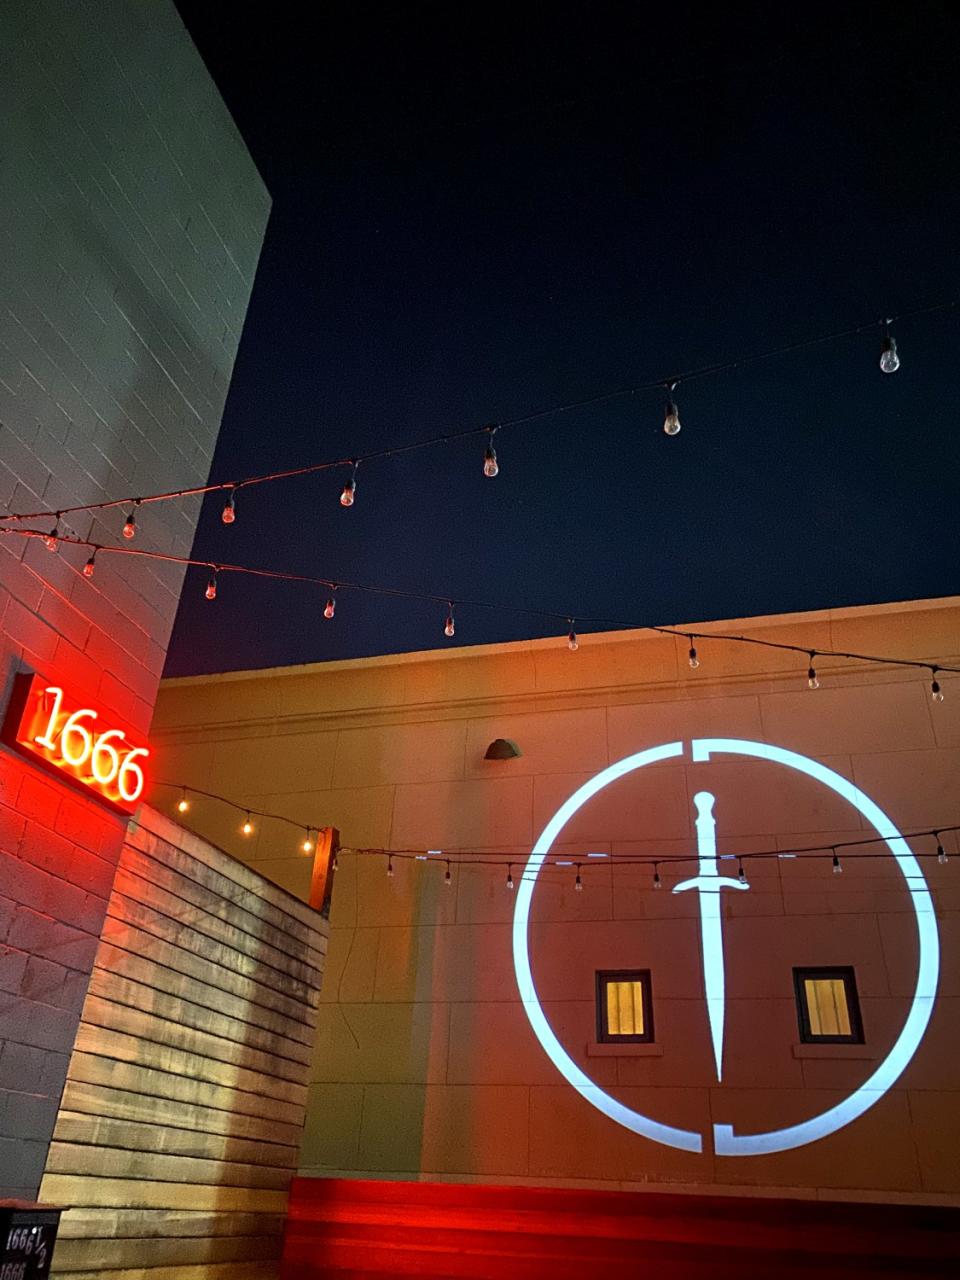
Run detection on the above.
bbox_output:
[281,1177,960,1279]
[39,809,326,1280]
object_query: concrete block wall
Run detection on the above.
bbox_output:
[0,0,269,1195]
[150,598,960,1204]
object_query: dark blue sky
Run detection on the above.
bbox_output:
[166,1,960,676]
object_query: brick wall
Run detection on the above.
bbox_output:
[0,0,269,1195]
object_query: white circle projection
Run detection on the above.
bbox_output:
[512,738,940,1156]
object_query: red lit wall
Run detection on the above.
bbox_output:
[0,0,269,1196]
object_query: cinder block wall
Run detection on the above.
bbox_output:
[0,0,269,1195]
[150,599,960,1204]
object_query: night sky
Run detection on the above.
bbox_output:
[166,2,960,677]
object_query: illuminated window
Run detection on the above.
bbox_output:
[596,970,654,1044]
[794,967,864,1044]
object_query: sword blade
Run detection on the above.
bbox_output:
[692,791,726,1082]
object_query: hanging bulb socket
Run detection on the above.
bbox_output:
[807,653,819,690]
[445,859,452,885]
[688,642,699,670]
[567,621,579,651]
[574,865,583,892]
[506,864,514,891]
[738,858,747,886]
[483,426,499,478]
[340,462,358,507]
[653,862,662,890]
[935,834,947,866]
[930,668,944,703]
[82,550,97,579]
[221,489,236,524]
[879,331,900,374]
[177,789,190,814]
[444,604,455,638]
[387,855,395,879]
[205,569,218,600]
[832,848,843,875]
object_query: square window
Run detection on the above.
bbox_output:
[793,967,864,1044]
[596,970,654,1044]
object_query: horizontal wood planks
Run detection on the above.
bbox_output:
[39,808,326,1279]
[281,1177,960,1279]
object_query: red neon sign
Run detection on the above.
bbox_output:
[4,674,149,811]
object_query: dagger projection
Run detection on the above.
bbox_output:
[673,791,750,1082]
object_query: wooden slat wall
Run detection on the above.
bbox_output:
[38,807,327,1280]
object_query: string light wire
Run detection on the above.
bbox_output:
[1,299,956,529]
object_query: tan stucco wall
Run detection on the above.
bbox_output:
[149,598,960,1203]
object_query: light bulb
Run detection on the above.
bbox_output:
[574,866,583,893]
[506,865,514,890]
[241,815,254,836]
[302,830,314,853]
[567,626,578,651]
[807,654,819,690]
[688,644,699,670]
[340,464,358,507]
[177,790,190,813]
[122,511,136,539]
[205,572,217,600]
[221,491,236,524]
[43,528,59,552]
[931,674,944,703]
[387,856,394,878]
[653,864,662,890]
[738,859,747,885]
[332,852,339,871]
[82,553,96,578]
[324,596,336,619]
[879,334,900,374]
[483,443,499,478]
[445,861,452,886]
[444,607,455,638]
[663,400,681,436]
[936,837,947,865]
[832,850,842,875]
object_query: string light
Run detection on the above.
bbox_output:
[387,854,394,878]
[483,427,499,478]
[82,551,97,578]
[177,788,190,813]
[323,592,336,619]
[444,604,455,638]
[567,621,579,651]
[807,652,820,690]
[880,325,900,374]
[935,833,947,865]
[221,489,236,524]
[122,507,137,540]
[688,641,699,670]
[302,829,314,853]
[445,859,452,886]
[663,384,681,436]
[241,813,254,836]
[340,462,358,508]
[43,518,59,552]
[3,300,956,535]
[738,857,747,885]
[575,863,583,892]
[332,850,339,871]
[832,848,843,874]
[930,668,944,703]
[653,862,662,889]
[507,864,514,890]
[204,569,218,600]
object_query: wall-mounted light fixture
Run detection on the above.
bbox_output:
[484,738,522,760]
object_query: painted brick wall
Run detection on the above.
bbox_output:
[0,0,269,1195]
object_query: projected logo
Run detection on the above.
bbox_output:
[512,738,939,1156]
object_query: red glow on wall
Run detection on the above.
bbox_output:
[4,673,149,812]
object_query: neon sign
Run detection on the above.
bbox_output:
[3,674,149,811]
[512,738,939,1156]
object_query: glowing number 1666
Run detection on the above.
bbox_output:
[34,686,147,802]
